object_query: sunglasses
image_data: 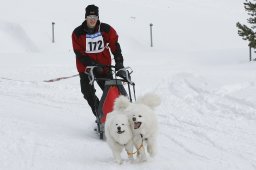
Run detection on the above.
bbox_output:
[87,15,99,20]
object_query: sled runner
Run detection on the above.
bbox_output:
[85,65,136,139]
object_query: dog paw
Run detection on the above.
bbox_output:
[148,150,156,157]
[128,157,134,161]
[115,159,123,164]
[128,157,135,163]
[136,155,147,162]
[147,145,157,157]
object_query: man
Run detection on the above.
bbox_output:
[72,4,126,117]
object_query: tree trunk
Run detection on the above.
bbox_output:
[249,46,252,61]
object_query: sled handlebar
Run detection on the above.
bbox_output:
[85,65,134,85]
[116,67,134,85]
[85,66,98,85]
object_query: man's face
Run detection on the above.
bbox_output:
[86,15,98,28]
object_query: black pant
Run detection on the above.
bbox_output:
[79,72,112,117]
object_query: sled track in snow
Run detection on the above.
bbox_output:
[155,74,256,167]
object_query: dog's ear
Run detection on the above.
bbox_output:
[137,93,161,109]
[113,95,130,111]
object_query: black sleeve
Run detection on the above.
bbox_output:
[113,42,123,64]
[100,23,124,64]
[74,51,97,66]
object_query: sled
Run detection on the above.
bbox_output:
[85,65,136,139]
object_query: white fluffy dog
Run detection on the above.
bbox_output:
[115,93,161,162]
[105,98,134,164]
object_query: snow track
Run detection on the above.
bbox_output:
[0,71,256,169]
[156,73,256,170]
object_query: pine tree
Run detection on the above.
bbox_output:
[236,0,256,61]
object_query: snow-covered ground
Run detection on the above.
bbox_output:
[0,0,256,169]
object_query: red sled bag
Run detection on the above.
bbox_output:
[98,80,127,123]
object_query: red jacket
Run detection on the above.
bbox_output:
[72,20,123,73]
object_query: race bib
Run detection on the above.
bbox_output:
[85,32,104,53]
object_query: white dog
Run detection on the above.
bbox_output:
[114,93,161,162]
[105,98,134,164]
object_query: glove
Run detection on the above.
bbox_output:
[115,62,124,78]
[93,66,104,76]
[89,62,104,76]
[116,69,127,79]
[115,62,124,72]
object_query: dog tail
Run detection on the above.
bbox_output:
[137,93,161,109]
[113,95,130,111]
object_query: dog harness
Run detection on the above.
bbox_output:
[127,134,144,157]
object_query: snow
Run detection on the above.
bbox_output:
[0,0,256,169]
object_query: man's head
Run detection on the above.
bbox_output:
[85,4,99,28]
[85,4,99,17]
